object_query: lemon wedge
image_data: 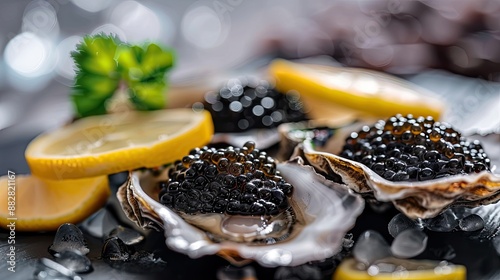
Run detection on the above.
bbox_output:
[0,174,109,231]
[269,60,445,120]
[26,109,213,180]
[333,258,466,280]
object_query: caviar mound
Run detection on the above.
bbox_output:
[159,141,293,216]
[202,78,307,133]
[339,114,491,182]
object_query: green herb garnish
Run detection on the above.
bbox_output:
[71,34,175,117]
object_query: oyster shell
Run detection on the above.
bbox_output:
[117,158,364,267]
[295,138,500,219]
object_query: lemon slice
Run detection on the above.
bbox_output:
[269,59,445,120]
[0,174,109,231]
[26,109,213,180]
[333,258,466,280]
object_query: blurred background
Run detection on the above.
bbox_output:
[0,0,499,169]
[0,3,499,280]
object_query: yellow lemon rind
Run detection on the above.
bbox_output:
[0,174,110,232]
[25,109,214,180]
[269,59,444,120]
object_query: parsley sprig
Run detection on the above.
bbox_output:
[71,34,175,117]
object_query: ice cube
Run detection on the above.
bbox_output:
[108,225,144,245]
[48,223,89,257]
[34,258,82,280]
[353,230,391,265]
[101,237,130,261]
[367,262,398,275]
[101,237,167,273]
[450,206,472,219]
[424,209,458,232]
[471,202,500,240]
[390,228,428,258]
[388,213,421,238]
[55,250,93,273]
[80,208,119,239]
[458,214,485,232]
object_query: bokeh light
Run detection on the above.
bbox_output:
[22,0,59,38]
[4,32,54,92]
[5,32,52,78]
[110,1,163,43]
[71,0,114,13]
[181,4,226,49]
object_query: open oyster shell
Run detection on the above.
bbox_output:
[296,140,500,219]
[117,158,364,267]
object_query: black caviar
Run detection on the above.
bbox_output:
[159,141,293,216]
[340,114,491,182]
[202,79,307,133]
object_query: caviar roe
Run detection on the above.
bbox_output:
[340,114,491,182]
[159,141,293,216]
[202,79,307,132]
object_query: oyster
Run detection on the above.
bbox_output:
[282,115,500,219]
[117,147,364,267]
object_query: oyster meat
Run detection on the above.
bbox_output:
[117,142,364,267]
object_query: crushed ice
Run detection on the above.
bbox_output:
[34,258,82,280]
[388,213,422,238]
[108,225,144,245]
[353,230,391,265]
[48,223,89,257]
[390,228,428,258]
[54,250,92,273]
[79,208,119,239]
[101,237,167,273]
